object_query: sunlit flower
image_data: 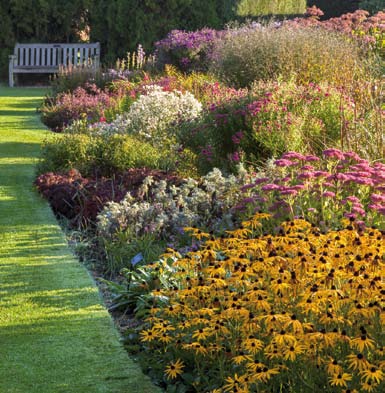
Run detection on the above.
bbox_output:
[328,372,352,387]
[164,359,184,379]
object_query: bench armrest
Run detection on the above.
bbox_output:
[9,55,16,64]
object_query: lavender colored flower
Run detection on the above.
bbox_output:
[254,177,269,185]
[346,196,361,203]
[351,206,366,216]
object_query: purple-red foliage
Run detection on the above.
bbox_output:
[35,168,182,227]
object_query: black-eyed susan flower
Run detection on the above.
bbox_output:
[328,372,352,387]
[223,374,246,392]
[360,380,378,392]
[326,358,343,376]
[360,366,385,384]
[242,337,264,354]
[140,328,159,342]
[346,353,371,371]
[283,341,305,361]
[272,330,296,346]
[192,327,210,341]
[252,366,280,383]
[351,335,376,352]
[164,359,184,379]
[232,352,253,365]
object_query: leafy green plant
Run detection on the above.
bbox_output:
[99,256,175,318]
[100,232,167,274]
[37,133,167,177]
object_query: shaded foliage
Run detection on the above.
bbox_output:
[307,0,360,19]
[0,0,88,78]
[34,168,182,226]
[1,0,306,78]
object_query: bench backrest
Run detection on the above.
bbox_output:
[13,43,100,68]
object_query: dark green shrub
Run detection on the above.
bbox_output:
[358,0,385,13]
[307,0,360,18]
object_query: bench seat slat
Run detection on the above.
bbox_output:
[9,43,100,87]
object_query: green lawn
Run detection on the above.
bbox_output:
[0,87,162,393]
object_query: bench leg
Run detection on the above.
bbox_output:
[9,68,14,87]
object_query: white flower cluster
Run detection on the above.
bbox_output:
[97,166,250,241]
[90,86,202,146]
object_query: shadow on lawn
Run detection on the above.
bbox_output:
[0,142,42,158]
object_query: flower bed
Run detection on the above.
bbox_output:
[136,214,384,392]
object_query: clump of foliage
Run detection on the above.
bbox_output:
[179,80,357,174]
[359,0,385,14]
[97,166,250,243]
[40,84,116,131]
[211,23,378,88]
[236,0,306,16]
[37,132,168,177]
[35,168,181,227]
[134,213,385,392]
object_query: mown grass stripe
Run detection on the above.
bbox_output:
[0,86,161,393]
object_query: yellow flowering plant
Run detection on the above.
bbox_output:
[137,213,384,392]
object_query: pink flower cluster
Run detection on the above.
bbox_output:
[287,9,385,53]
[237,149,385,228]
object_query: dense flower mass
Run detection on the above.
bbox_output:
[155,28,227,72]
[91,86,202,148]
[140,214,385,392]
[237,149,385,230]
[41,84,115,131]
[286,8,385,59]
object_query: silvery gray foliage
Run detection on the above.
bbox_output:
[97,165,250,241]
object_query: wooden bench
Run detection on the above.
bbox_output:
[9,43,100,87]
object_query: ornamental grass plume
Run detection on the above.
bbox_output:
[139,213,384,392]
